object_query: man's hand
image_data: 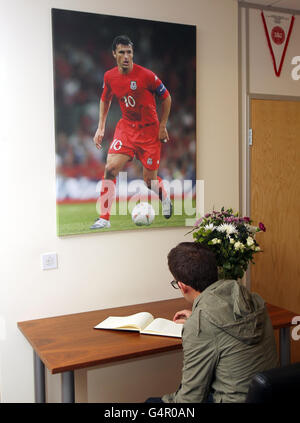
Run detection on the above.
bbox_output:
[159,124,169,144]
[173,309,192,324]
[93,127,105,150]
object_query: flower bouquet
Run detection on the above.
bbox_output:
[192,207,266,280]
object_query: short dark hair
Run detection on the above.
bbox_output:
[168,242,218,292]
[112,35,134,52]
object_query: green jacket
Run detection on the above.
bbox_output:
[162,279,278,403]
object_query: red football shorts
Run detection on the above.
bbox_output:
[108,119,161,170]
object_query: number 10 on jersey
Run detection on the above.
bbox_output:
[123,95,135,108]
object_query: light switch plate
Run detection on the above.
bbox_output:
[41,252,58,270]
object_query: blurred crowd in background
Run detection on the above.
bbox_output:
[53,10,196,200]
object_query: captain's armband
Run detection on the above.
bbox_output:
[155,83,168,97]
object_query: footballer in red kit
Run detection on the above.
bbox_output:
[91,35,172,229]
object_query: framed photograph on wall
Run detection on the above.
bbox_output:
[52,9,196,236]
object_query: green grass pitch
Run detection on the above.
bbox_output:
[56,199,196,236]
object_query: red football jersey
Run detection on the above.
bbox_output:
[101,64,169,124]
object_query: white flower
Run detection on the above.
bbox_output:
[229,237,235,244]
[246,236,254,247]
[234,241,245,250]
[255,246,261,252]
[211,238,221,244]
[204,223,215,231]
[245,224,258,235]
[217,223,238,236]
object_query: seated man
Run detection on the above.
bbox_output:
[153,242,278,403]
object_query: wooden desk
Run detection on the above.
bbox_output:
[17,298,296,403]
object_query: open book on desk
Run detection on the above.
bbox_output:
[94,312,183,338]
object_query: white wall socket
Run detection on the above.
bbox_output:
[41,252,58,270]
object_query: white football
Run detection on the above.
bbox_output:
[131,202,155,226]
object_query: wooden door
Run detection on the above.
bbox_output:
[250,98,300,362]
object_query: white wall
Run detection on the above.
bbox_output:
[249,8,300,96]
[0,0,238,402]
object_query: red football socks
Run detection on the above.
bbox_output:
[157,176,168,201]
[99,178,116,221]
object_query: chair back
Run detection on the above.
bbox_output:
[245,362,300,403]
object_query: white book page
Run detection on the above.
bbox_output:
[141,318,183,338]
[94,312,154,331]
